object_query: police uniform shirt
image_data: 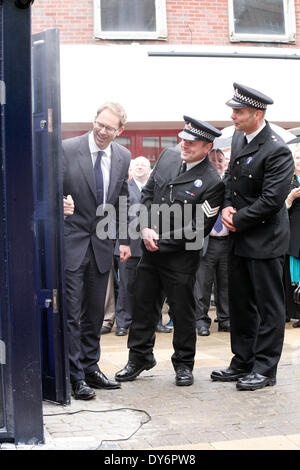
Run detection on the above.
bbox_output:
[244,121,266,144]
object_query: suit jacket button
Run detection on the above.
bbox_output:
[233,191,237,196]
[249,174,252,178]
[161,197,165,201]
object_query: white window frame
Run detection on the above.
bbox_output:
[93,0,167,40]
[228,0,296,43]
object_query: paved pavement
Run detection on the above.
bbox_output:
[2,308,300,451]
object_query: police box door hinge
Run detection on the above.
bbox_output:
[52,288,58,313]
[0,340,6,365]
[44,289,59,313]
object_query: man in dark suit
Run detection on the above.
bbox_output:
[63,102,131,399]
[211,83,294,391]
[115,117,224,387]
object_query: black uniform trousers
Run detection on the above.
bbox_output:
[228,254,285,379]
[128,252,197,371]
[65,244,110,383]
[115,256,165,329]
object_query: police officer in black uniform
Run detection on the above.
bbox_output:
[115,117,224,386]
[211,83,294,391]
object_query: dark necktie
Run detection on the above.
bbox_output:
[179,162,187,174]
[213,212,223,233]
[242,135,248,148]
[94,151,104,205]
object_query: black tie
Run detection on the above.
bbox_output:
[180,162,187,174]
[94,151,104,205]
[242,135,248,148]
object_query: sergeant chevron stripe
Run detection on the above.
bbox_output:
[201,200,220,218]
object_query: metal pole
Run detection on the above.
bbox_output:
[148,51,300,60]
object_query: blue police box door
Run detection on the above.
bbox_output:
[32,29,70,404]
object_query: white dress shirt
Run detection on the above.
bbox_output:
[245,121,266,144]
[210,221,229,237]
[133,178,144,191]
[89,132,111,205]
[186,156,206,171]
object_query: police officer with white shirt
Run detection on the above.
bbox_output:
[115,117,224,387]
[211,83,294,391]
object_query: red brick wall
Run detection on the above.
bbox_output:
[32,0,300,47]
[32,0,95,44]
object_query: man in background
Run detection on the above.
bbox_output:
[194,148,230,336]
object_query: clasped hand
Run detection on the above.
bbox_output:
[222,206,237,232]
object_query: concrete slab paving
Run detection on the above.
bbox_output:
[2,309,300,452]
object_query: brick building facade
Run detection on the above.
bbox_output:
[31,1,300,160]
[32,0,300,47]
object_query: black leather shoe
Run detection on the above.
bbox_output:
[71,380,96,400]
[236,372,276,391]
[156,324,172,333]
[293,320,300,328]
[211,367,248,382]
[101,326,111,334]
[85,370,121,389]
[197,326,210,336]
[218,321,230,332]
[175,365,194,386]
[115,360,156,382]
[115,327,128,336]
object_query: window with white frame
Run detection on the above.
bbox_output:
[228,0,296,43]
[93,0,167,40]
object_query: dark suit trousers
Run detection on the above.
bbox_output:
[228,254,285,378]
[115,256,139,329]
[128,252,197,371]
[194,237,229,327]
[65,244,110,383]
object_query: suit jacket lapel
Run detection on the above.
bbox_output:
[107,142,123,203]
[130,178,141,197]
[78,133,97,200]
[232,122,271,160]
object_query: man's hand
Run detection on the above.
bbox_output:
[222,206,237,232]
[141,227,159,252]
[119,245,131,262]
[63,194,74,216]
